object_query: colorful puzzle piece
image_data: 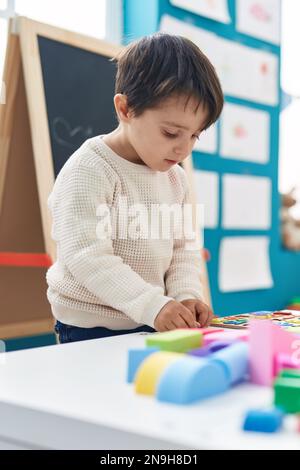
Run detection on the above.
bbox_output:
[211,310,300,331]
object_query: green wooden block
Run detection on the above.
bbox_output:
[274,377,300,413]
[146,330,202,353]
[279,369,300,379]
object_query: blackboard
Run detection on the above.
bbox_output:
[38,36,118,177]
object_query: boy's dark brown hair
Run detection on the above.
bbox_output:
[114,33,224,130]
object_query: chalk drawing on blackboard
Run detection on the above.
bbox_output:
[52,116,94,150]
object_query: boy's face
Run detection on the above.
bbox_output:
[127,94,208,171]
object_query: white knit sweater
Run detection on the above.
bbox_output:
[46,135,203,329]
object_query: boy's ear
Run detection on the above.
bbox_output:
[114,94,132,122]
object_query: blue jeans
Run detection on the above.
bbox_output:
[54,320,155,344]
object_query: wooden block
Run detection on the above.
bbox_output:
[156,356,229,404]
[274,377,300,413]
[210,342,249,385]
[134,352,182,396]
[127,348,159,383]
[249,320,298,386]
[243,408,284,433]
[275,354,300,377]
[279,369,300,379]
[146,329,202,353]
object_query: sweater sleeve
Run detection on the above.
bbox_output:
[164,170,204,302]
[50,163,172,327]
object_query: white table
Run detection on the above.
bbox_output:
[0,332,299,450]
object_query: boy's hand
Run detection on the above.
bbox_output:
[154,300,200,332]
[180,299,214,328]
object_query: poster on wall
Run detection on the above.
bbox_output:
[160,15,279,105]
[170,0,230,24]
[194,170,219,228]
[215,35,278,106]
[222,174,272,229]
[220,103,270,163]
[160,15,217,59]
[219,236,274,292]
[236,0,281,45]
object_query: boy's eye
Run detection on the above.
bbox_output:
[163,130,201,140]
[163,131,178,139]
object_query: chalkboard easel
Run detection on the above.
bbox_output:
[0,17,211,340]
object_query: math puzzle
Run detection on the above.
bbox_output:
[211,310,300,331]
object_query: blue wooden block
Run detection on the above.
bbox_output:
[127,348,159,383]
[243,408,284,433]
[188,340,235,358]
[156,356,229,404]
[188,346,211,357]
[209,342,249,385]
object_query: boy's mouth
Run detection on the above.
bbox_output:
[165,159,178,165]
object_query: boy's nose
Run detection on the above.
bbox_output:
[174,142,191,158]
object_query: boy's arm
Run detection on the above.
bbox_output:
[164,223,214,326]
[164,230,204,302]
[49,163,172,328]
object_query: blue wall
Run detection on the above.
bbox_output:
[5,334,56,352]
[123,0,300,316]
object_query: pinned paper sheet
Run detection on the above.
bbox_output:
[194,170,219,229]
[236,0,281,45]
[160,15,279,105]
[220,103,270,163]
[219,236,273,292]
[170,0,230,24]
[193,124,217,154]
[217,37,278,106]
[160,15,216,60]
[222,174,271,230]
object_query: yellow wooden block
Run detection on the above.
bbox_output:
[135,351,182,395]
